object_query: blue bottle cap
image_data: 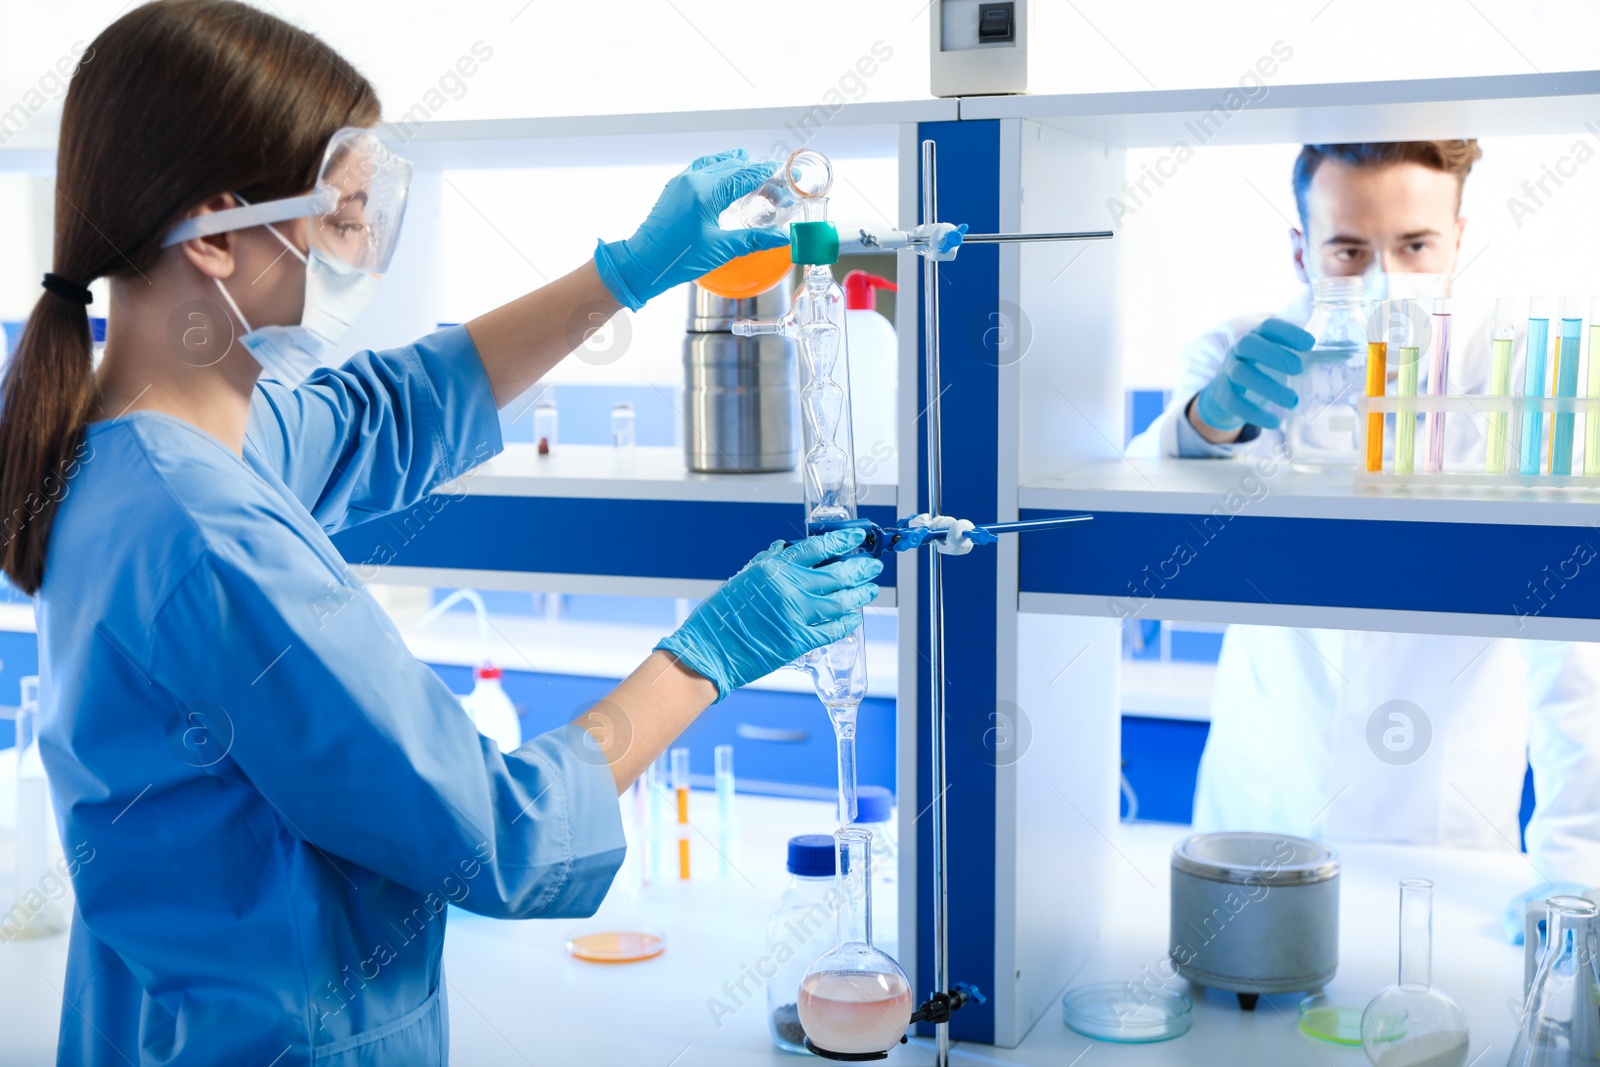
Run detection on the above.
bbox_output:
[787,834,836,877]
[856,786,894,824]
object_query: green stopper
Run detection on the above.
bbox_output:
[790,221,839,266]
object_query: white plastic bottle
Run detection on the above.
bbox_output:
[467,663,521,752]
[842,271,898,482]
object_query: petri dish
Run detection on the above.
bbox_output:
[1061,983,1192,1042]
[564,930,666,964]
[1297,994,1366,1044]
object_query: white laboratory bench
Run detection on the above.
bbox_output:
[0,795,1531,1065]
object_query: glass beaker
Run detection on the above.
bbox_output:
[1508,895,1600,1065]
[1287,274,1369,471]
[798,828,913,1057]
[534,400,558,456]
[698,149,831,301]
[12,676,65,939]
[1361,879,1469,1067]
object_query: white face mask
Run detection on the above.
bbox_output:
[212,223,381,385]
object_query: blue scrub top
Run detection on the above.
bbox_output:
[37,328,627,1066]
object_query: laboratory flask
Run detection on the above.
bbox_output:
[1287,274,1370,471]
[1507,895,1600,1066]
[767,835,839,1054]
[11,676,65,938]
[697,148,833,300]
[1361,879,1469,1067]
[798,828,913,1057]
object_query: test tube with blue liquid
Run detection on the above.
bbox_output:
[1522,298,1554,476]
[1552,296,1585,476]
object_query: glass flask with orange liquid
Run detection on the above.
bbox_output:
[697,149,833,300]
[798,827,913,1057]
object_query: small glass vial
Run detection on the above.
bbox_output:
[12,676,65,938]
[1286,274,1369,472]
[767,835,838,1054]
[533,401,558,457]
[611,402,636,451]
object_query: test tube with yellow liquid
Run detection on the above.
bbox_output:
[1486,298,1517,474]
[671,746,690,880]
[1364,300,1389,474]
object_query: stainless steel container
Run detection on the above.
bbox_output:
[683,284,798,473]
[1169,832,1339,1010]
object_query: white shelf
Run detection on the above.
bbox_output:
[0,100,957,175]
[1020,456,1600,527]
[455,443,898,506]
[961,70,1600,146]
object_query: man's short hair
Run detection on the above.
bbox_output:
[1292,140,1483,228]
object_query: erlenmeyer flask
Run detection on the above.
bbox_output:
[1362,879,1470,1067]
[1508,895,1600,1065]
[799,827,913,1058]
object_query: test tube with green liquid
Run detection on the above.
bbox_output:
[1394,301,1421,475]
[1521,298,1554,475]
[1551,296,1585,476]
[1486,298,1517,474]
[1587,297,1600,476]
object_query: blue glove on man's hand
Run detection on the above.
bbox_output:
[656,529,882,702]
[1192,317,1315,431]
[594,149,791,311]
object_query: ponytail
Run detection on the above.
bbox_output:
[0,276,98,593]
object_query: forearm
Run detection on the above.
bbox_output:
[580,650,718,794]
[464,260,621,408]
[1186,394,1245,444]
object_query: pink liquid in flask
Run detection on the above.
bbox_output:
[797,970,914,1055]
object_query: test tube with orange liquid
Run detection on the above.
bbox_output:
[671,746,690,880]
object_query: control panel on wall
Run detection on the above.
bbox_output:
[930,0,1028,97]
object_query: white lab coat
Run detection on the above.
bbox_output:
[1128,293,1600,884]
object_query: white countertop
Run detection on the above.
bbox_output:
[0,799,1533,1065]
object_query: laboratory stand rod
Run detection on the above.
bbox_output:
[920,136,952,1067]
[959,230,1114,244]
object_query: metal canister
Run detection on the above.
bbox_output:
[1169,832,1340,1009]
[683,283,798,473]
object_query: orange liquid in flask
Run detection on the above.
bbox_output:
[797,971,913,1056]
[696,246,792,300]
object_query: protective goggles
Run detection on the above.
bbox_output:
[163,127,412,273]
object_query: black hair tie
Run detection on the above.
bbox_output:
[41,273,92,306]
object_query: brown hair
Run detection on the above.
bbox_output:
[1292,141,1483,228]
[0,0,379,593]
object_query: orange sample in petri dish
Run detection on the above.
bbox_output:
[565,930,666,964]
[696,246,792,300]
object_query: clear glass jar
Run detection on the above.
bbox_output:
[766,835,838,1054]
[1286,275,1368,472]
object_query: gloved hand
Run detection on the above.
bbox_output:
[1192,318,1315,431]
[594,149,791,311]
[656,528,883,702]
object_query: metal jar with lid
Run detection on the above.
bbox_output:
[683,283,798,473]
[1169,832,1340,1010]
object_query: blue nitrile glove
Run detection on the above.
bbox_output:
[1503,882,1590,943]
[593,149,791,311]
[656,528,883,701]
[1192,318,1315,431]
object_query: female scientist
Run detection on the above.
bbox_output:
[0,2,881,1063]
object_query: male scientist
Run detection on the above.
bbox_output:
[1129,140,1600,885]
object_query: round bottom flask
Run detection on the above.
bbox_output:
[798,828,913,1058]
[1361,879,1469,1067]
